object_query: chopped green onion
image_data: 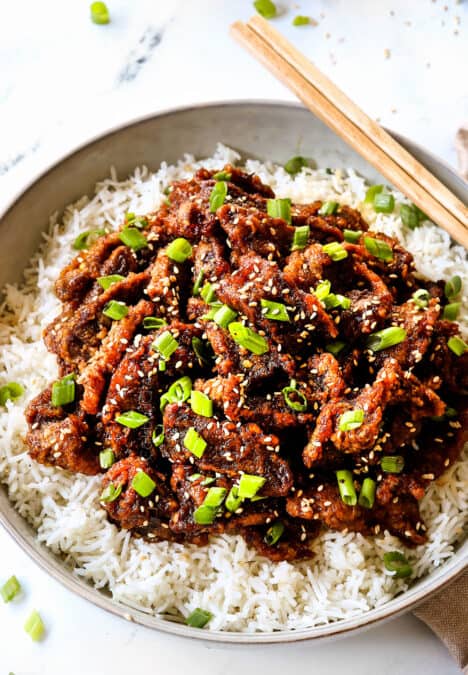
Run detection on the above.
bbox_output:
[192,336,212,366]
[343,229,362,243]
[184,427,207,458]
[115,410,149,428]
[373,192,395,214]
[192,269,205,296]
[364,236,393,261]
[400,204,420,229]
[225,486,243,512]
[99,449,115,469]
[267,198,292,224]
[73,229,105,250]
[322,242,348,261]
[444,275,462,300]
[213,304,238,328]
[213,171,232,181]
[103,300,129,320]
[193,505,217,525]
[209,181,228,213]
[238,473,266,499]
[143,316,167,330]
[292,224,310,250]
[265,521,284,545]
[282,381,307,412]
[160,376,192,410]
[202,487,227,508]
[364,185,383,203]
[159,358,167,372]
[325,341,346,356]
[0,576,21,603]
[152,425,165,447]
[411,289,430,309]
[0,382,24,406]
[152,330,179,360]
[185,608,213,628]
[383,551,412,578]
[167,237,192,263]
[358,478,376,509]
[318,201,338,216]
[338,409,364,432]
[228,322,269,355]
[125,212,148,229]
[253,0,277,19]
[336,469,357,506]
[97,274,125,290]
[202,301,223,321]
[190,390,213,417]
[131,470,156,497]
[100,483,122,503]
[443,302,460,321]
[24,610,45,642]
[292,15,310,26]
[260,299,290,322]
[119,227,147,251]
[90,1,110,25]
[366,327,407,352]
[188,473,202,482]
[51,374,75,407]
[201,476,216,486]
[314,280,331,301]
[381,455,405,473]
[200,282,217,304]
[323,293,351,310]
[284,156,308,175]
[447,336,467,356]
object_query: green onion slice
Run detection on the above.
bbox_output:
[192,269,205,296]
[73,229,105,250]
[167,237,192,263]
[238,473,266,499]
[131,470,156,497]
[292,224,310,250]
[338,409,364,432]
[125,212,148,229]
[373,192,395,214]
[381,455,405,473]
[323,293,351,310]
[260,298,290,322]
[0,575,21,603]
[213,170,232,181]
[447,336,467,356]
[267,198,292,224]
[400,204,420,229]
[152,425,165,448]
[51,374,75,407]
[322,242,348,261]
[366,327,407,352]
[100,483,122,503]
[364,236,393,261]
[411,288,430,309]
[152,330,179,360]
[325,341,346,356]
[383,551,412,578]
[193,505,217,525]
[202,487,227,508]
[284,156,308,175]
[253,0,277,19]
[201,476,216,486]
[213,304,238,328]
[444,275,462,300]
[90,1,110,24]
[292,15,310,26]
[115,410,149,428]
[99,449,115,469]
[97,274,125,290]
[184,427,207,458]
[443,302,460,321]
[103,300,129,320]
[119,227,147,251]
[143,316,167,330]
[228,322,269,355]
[24,610,45,642]
[282,379,307,412]
[364,185,383,203]
[265,521,285,545]
[314,280,331,301]
[318,201,338,216]
[160,376,192,410]
[336,469,357,506]
[225,486,243,512]
[185,608,213,628]
[200,282,217,304]
[190,390,213,417]
[209,181,228,213]
[343,229,362,243]
[358,478,376,509]
[0,382,24,406]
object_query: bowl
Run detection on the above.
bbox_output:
[0,100,466,643]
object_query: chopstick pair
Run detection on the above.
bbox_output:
[231,16,468,249]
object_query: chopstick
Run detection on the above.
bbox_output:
[231,17,468,249]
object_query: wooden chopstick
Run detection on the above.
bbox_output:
[231,18,468,249]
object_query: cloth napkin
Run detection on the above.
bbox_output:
[413,124,468,673]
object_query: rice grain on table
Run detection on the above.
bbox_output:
[0,144,466,632]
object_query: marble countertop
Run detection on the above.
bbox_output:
[0,1,466,673]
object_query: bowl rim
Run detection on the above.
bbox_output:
[0,98,466,644]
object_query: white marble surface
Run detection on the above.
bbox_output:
[0,1,466,673]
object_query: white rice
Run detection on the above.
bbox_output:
[0,144,466,632]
